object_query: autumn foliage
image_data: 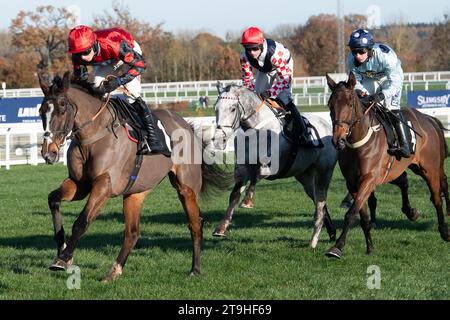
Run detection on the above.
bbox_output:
[0,3,448,89]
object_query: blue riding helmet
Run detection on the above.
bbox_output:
[348,29,374,49]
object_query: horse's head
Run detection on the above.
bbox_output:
[326,72,358,150]
[212,82,243,150]
[38,71,75,164]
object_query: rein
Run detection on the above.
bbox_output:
[332,94,378,149]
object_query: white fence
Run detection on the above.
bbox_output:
[1,109,450,170]
[2,71,449,106]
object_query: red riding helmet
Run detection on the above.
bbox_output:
[68,25,97,54]
[241,27,264,45]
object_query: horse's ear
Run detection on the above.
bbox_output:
[326,73,337,91]
[347,72,356,89]
[62,71,71,93]
[216,81,224,94]
[37,70,50,96]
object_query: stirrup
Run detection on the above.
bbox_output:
[387,147,411,158]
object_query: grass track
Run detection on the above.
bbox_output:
[0,158,448,300]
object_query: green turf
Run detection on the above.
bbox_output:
[0,155,448,300]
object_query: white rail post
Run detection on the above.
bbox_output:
[5,130,10,170]
[30,131,38,166]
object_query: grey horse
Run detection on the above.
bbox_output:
[211,83,338,248]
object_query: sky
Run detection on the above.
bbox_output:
[1,0,448,38]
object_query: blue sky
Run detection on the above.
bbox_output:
[1,0,448,38]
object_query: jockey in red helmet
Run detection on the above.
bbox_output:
[67,25,170,156]
[240,27,317,148]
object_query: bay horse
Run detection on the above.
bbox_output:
[211,83,338,248]
[38,71,229,281]
[325,73,450,258]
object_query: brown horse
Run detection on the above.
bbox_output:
[325,73,450,258]
[38,71,229,281]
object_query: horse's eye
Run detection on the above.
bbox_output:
[231,107,236,112]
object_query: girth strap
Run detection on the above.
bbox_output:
[122,154,144,195]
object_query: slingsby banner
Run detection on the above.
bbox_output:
[0,97,42,123]
[407,90,450,109]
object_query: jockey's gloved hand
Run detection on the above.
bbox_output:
[103,78,122,93]
[370,92,385,104]
[259,91,271,101]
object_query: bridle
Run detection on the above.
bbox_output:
[43,94,76,147]
[331,90,376,143]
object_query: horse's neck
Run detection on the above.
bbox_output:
[245,104,281,132]
[352,99,371,137]
[67,88,113,133]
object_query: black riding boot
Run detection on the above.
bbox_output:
[285,101,319,148]
[133,97,171,157]
[388,111,411,158]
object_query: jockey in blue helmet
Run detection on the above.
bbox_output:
[347,28,410,158]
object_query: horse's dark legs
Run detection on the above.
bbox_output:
[48,178,89,270]
[440,173,450,216]
[367,192,377,226]
[170,178,203,276]
[240,180,257,209]
[323,205,336,242]
[425,172,450,241]
[55,174,112,269]
[326,176,376,258]
[391,171,420,221]
[102,191,149,282]
[359,203,374,254]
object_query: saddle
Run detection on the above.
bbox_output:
[266,98,322,146]
[108,97,171,152]
[362,100,416,155]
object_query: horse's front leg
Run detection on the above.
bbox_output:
[53,174,112,271]
[49,178,90,270]
[212,180,246,237]
[240,173,260,209]
[326,175,377,259]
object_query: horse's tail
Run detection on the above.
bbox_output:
[200,144,232,197]
[428,115,450,158]
[187,122,232,197]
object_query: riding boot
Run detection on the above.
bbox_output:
[133,97,171,157]
[388,111,411,158]
[285,101,320,148]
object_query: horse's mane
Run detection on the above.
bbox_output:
[69,82,105,100]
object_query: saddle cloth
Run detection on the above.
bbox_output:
[374,108,416,154]
[109,96,172,151]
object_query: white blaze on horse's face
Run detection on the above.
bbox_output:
[213,93,240,150]
[44,102,55,143]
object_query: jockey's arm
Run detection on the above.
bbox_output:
[240,53,255,89]
[117,40,147,85]
[347,55,369,96]
[379,51,403,100]
[267,51,292,98]
[72,57,89,83]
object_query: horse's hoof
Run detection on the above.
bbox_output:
[239,202,254,209]
[49,257,73,271]
[189,269,200,277]
[212,229,227,238]
[439,226,450,242]
[101,263,123,283]
[325,247,342,259]
[409,209,420,222]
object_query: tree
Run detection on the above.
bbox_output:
[10,5,76,78]
[92,1,163,48]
